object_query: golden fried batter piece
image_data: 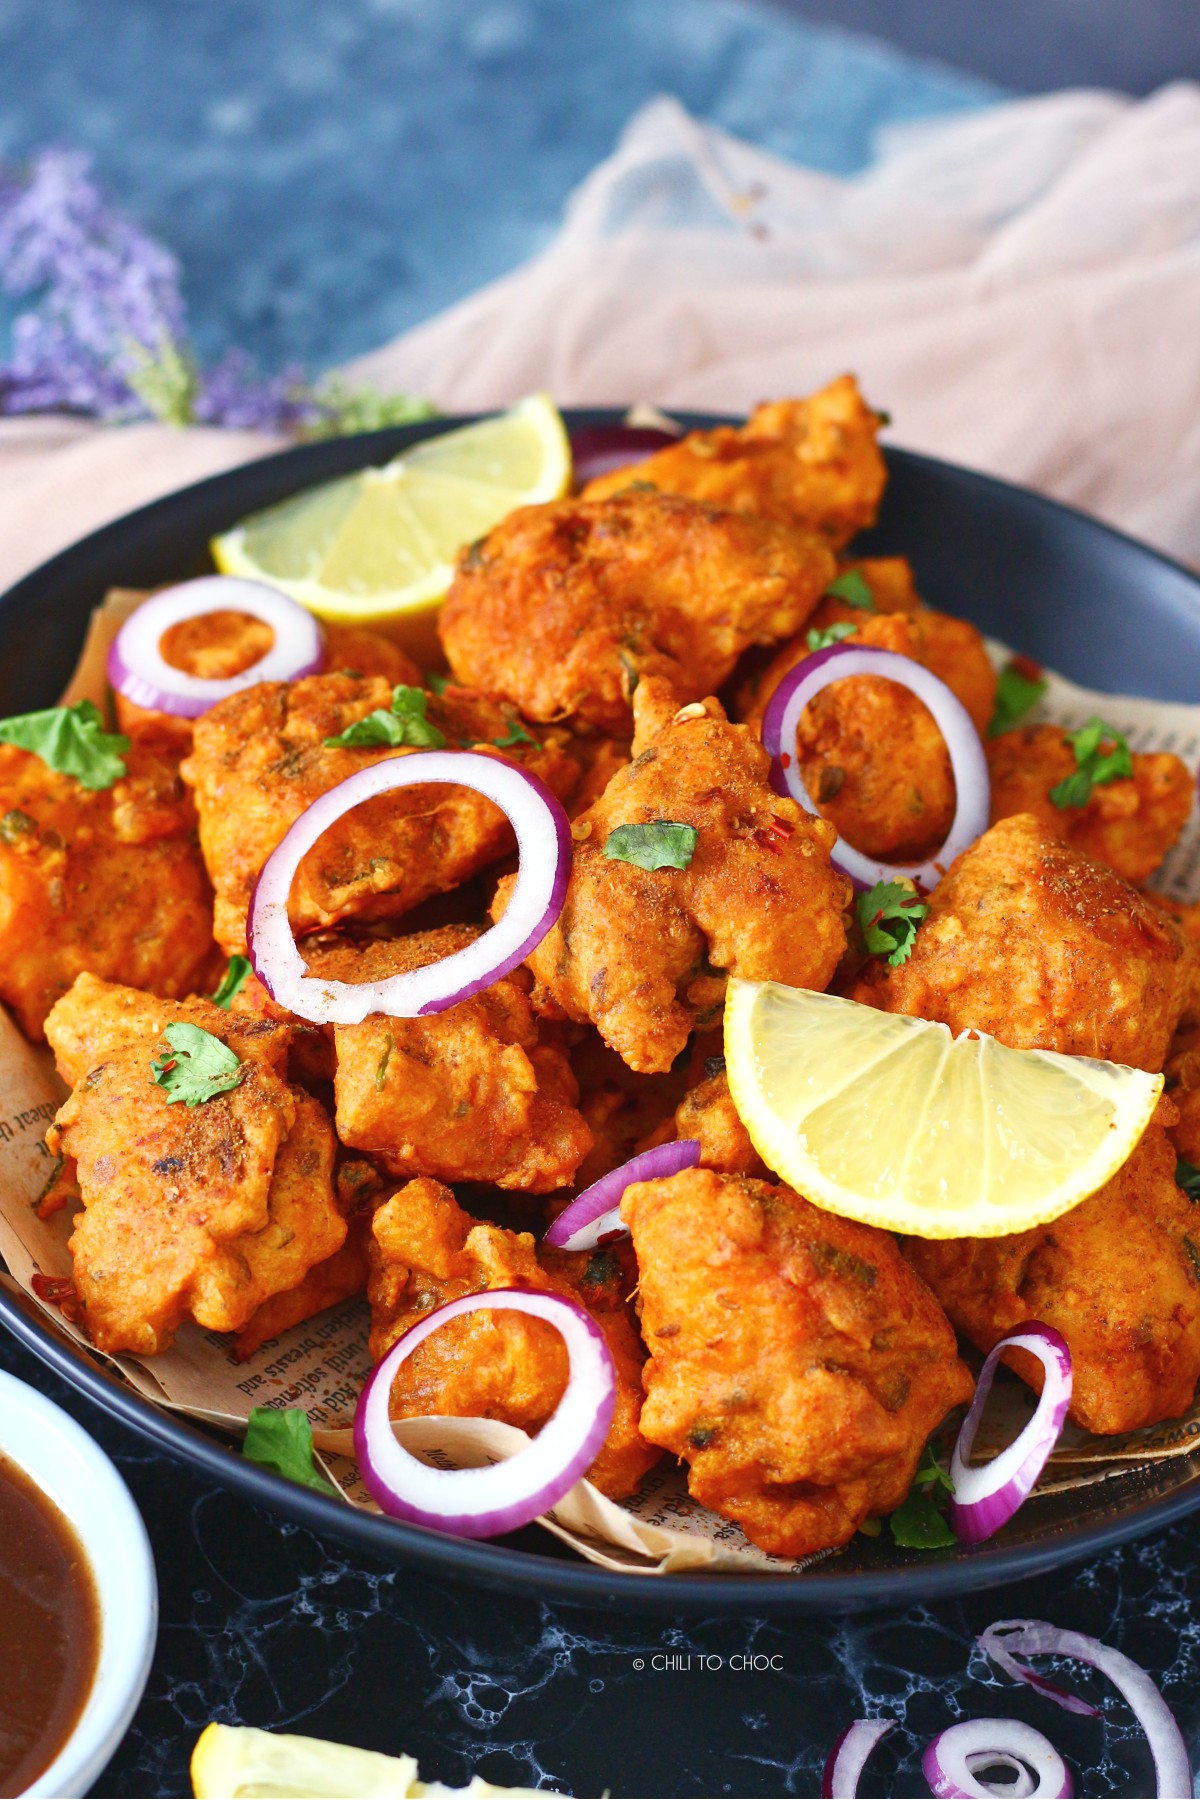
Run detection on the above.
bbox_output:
[180,671,579,954]
[0,740,215,1040]
[1166,1018,1200,1167]
[438,489,835,735]
[303,927,592,1191]
[582,377,887,549]
[741,605,996,864]
[367,1178,660,1499]
[234,1216,373,1362]
[904,1113,1200,1435]
[639,1070,768,1179]
[988,724,1193,886]
[622,1168,972,1558]
[851,814,1188,1072]
[509,680,851,1072]
[44,985,345,1355]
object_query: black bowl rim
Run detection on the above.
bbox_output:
[2,411,1200,1617]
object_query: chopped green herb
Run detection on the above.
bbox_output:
[1177,1157,1200,1202]
[888,1444,956,1549]
[583,1247,621,1287]
[324,684,447,750]
[822,570,875,611]
[491,715,538,749]
[913,1441,954,1493]
[375,1033,395,1091]
[0,699,129,791]
[875,409,893,428]
[150,1022,244,1107]
[1048,716,1132,810]
[1186,1237,1200,1280]
[987,657,1048,737]
[604,820,698,871]
[210,955,252,1010]
[0,809,35,844]
[426,671,452,696]
[243,1406,337,1495]
[856,879,929,967]
[807,621,859,653]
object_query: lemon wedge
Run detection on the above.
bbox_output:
[191,1722,543,1799]
[211,393,571,663]
[723,979,1163,1240]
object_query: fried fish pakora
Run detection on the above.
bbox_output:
[621,1168,972,1558]
[740,605,996,864]
[180,671,579,953]
[987,723,1193,886]
[582,377,887,549]
[437,489,835,735]
[904,1111,1200,1435]
[851,814,1188,1072]
[508,680,851,1072]
[0,740,215,1039]
[44,982,345,1355]
[367,1177,659,1499]
[639,1069,768,1180]
[304,927,592,1190]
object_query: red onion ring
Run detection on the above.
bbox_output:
[759,642,990,892]
[979,1620,1191,1799]
[923,1720,1072,1798]
[822,1720,895,1798]
[543,1139,702,1252]
[248,751,570,1024]
[353,1288,616,1539]
[569,424,679,485]
[948,1323,1072,1545]
[107,575,325,718]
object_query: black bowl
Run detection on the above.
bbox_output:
[2,410,1199,1616]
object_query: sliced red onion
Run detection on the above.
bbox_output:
[822,1720,895,1798]
[979,1620,1191,1799]
[543,1140,702,1251]
[569,425,678,485]
[107,575,325,718]
[923,1720,1072,1798]
[248,751,570,1023]
[948,1323,1072,1545]
[760,642,990,892]
[353,1287,616,1539]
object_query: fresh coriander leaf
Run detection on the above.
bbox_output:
[822,570,875,610]
[210,955,252,1010]
[150,1022,244,1107]
[426,671,452,696]
[604,820,698,871]
[243,1407,337,1495]
[889,1485,957,1550]
[913,1442,954,1493]
[856,879,929,967]
[375,1032,394,1092]
[0,699,129,790]
[1048,716,1132,809]
[492,715,538,749]
[324,684,447,750]
[1178,1157,1200,1202]
[807,621,859,653]
[987,657,1048,737]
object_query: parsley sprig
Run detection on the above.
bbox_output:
[151,1022,244,1107]
[243,1406,337,1495]
[988,656,1048,737]
[0,699,129,790]
[604,820,698,871]
[324,685,446,751]
[889,1443,956,1550]
[856,880,929,967]
[1048,716,1132,810]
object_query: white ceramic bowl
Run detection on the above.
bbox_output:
[0,1369,157,1798]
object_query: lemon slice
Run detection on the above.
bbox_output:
[211,393,571,663]
[723,979,1163,1239]
[191,1722,542,1799]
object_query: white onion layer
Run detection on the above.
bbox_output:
[949,1323,1072,1544]
[543,1139,702,1251]
[923,1719,1072,1798]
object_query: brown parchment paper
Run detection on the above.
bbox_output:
[0,591,1198,1576]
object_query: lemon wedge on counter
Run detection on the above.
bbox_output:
[210,393,571,663]
[191,1722,543,1799]
[723,979,1162,1240]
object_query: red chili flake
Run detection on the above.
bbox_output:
[1009,653,1045,682]
[779,752,792,769]
[766,816,795,840]
[751,828,781,855]
[31,1273,82,1322]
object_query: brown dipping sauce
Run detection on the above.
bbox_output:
[0,1454,100,1798]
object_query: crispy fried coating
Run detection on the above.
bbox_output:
[367,1178,659,1498]
[622,1168,972,1558]
[0,741,215,1039]
[582,377,887,549]
[305,927,592,1190]
[509,680,851,1072]
[851,814,1188,1072]
[234,1214,373,1361]
[180,671,579,953]
[987,723,1193,886]
[438,489,835,735]
[45,985,345,1355]
[640,1070,768,1179]
[741,605,996,864]
[904,1113,1200,1434]
[1166,1019,1200,1167]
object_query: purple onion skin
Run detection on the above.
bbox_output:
[569,425,678,486]
[948,1321,1072,1546]
[543,1139,702,1250]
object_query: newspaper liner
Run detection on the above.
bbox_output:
[0,588,1198,1576]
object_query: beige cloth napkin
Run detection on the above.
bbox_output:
[4,81,1200,598]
